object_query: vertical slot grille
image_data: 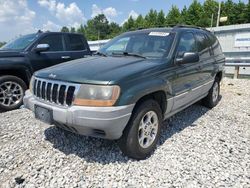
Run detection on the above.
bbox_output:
[33,78,78,107]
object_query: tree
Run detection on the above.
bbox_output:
[123,16,135,31]
[0,42,6,48]
[84,14,110,40]
[135,14,145,29]
[77,24,85,35]
[165,6,182,25]
[181,6,188,24]
[185,0,204,26]
[157,10,166,27]
[248,0,250,22]
[203,0,219,27]
[109,22,122,38]
[70,27,76,33]
[61,26,69,32]
[234,1,248,24]
[145,9,158,27]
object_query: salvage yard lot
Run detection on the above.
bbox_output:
[0,78,249,187]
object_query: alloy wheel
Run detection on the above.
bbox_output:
[138,111,159,149]
[0,81,24,107]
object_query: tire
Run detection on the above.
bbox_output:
[202,78,220,109]
[0,75,27,111]
[118,99,162,160]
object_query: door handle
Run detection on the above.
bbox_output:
[61,56,71,59]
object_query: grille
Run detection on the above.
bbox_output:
[33,78,80,106]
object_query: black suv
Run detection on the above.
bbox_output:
[0,31,91,111]
[24,26,225,159]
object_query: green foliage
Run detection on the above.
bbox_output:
[166,6,182,25]
[61,0,250,40]
[70,27,76,33]
[0,42,6,48]
[135,15,145,29]
[61,26,69,33]
[157,10,166,27]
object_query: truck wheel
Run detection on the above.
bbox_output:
[118,100,162,160]
[0,76,27,111]
[202,78,220,109]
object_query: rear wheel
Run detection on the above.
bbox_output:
[202,78,220,108]
[0,76,27,111]
[118,100,162,160]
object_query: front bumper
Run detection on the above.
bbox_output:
[23,90,134,140]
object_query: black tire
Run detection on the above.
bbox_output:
[202,78,220,109]
[0,75,27,111]
[118,99,162,160]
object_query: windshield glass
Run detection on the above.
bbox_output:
[98,31,174,58]
[0,33,38,50]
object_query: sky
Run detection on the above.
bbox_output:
[0,0,248,42]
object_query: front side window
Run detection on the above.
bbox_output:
[68,35,86,51]
[176,32,197,57]
[0,33,38,50]
[38,34,63,51]
[99,31,175,59]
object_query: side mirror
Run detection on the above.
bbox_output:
[34,44,50,52]
[176,52,199,64]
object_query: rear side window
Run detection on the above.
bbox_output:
[207,33,222,56]
[67,35,86,51]
[38,34,64,51]
[196,32,211,59]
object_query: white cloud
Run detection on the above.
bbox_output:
[128,10,139,19]
[38,0,85,28]
[91,4,118,21]
[42,20,61,31]
[121,10,139,26]
[0,0,36,41]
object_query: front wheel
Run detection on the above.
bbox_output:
[202,78,220,108]
[118,100,162,160]
[0,76,27,111]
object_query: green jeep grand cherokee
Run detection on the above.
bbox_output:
[24,25,225,159]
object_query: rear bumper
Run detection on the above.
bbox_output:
[23,90,134,140]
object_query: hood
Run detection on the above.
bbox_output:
[0,50,24,58]
[35,56,161,85]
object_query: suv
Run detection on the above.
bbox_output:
[0,31,91,111]
[24,26,225,159]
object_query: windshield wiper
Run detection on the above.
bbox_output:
[112,51,147,59]
[94,51,107,57]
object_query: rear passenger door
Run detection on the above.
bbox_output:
[195,32,215,89]
[64,34,91,60]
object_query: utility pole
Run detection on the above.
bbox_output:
[211,13,214,28]
[216,2,221,27]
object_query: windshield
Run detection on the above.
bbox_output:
[98,31,174,59]
[0,33,38,50]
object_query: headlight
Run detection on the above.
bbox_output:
[73,84,120,107]
[29,76,35,93]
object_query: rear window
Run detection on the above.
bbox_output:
[67,35,86,51]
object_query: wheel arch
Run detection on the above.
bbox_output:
[0,69,31,87]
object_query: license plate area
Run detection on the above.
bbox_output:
[35,105,53,125]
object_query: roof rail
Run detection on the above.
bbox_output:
[173,24,210,32]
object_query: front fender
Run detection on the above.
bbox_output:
[117,78,172,106]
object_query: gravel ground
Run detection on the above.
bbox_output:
[0,78,249,188]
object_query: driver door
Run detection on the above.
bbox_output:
[28,34,71,72]
[171,32,202,111]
